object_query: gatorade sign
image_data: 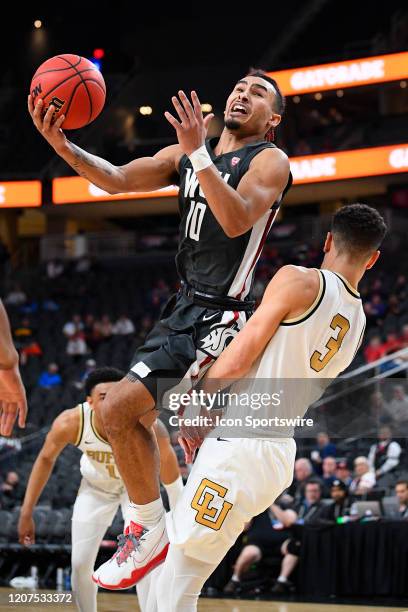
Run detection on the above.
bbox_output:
[290,145,408,184]
[268,52,408,96]
[51,144,408,203]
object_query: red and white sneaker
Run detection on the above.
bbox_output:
[93,516,169,589]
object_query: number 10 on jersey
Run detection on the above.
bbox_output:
[185,201,206,241]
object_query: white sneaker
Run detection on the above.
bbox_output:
[94,516,169,589]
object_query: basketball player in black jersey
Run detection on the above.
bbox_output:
[28,69,291,588]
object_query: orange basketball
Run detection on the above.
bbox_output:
[30,54,106,130]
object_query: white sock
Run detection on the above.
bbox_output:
[277,576,288,583]
[164,476,184,510]
[128,497,164,529]
[231,573,240,582]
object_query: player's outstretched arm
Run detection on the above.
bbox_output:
[18,408,79,546]
[204,266,319,383]
[28,96,182,194]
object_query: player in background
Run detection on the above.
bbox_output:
[28,70,292,587]
[18,367,182,612]
[0,300,27,436]
[147,204,387,611]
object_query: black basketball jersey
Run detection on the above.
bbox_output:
[176,137,292,299]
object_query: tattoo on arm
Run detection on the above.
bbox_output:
[68,143,122,186]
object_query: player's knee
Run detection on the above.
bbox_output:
[242,544,262,563]
[99,394,124,436]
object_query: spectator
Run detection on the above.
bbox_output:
[223,502,296,595]
[13,318,33,343]
[4,285,27,306]
[311,432,337,472]
[66,331,88,357]
[63,314,83,338]
[73,358,97,390]
[364,336,385,363]
[388,294,402,317]
[395,274,407,302]
[38,363,62,389]
[1,471,23,510]
[322,456,338,492]
[364,294,387,320]
[349,457,376,496]
[335,460,352,486]
[368,425,401,484]
[271,480,324,594]
[368,390,392,427]
[135,315,153,345]
[399,324,408,348]
[20,340,42,365]
[382,331,402,355]
[287,458,314,504]
[97,315,113,340]
[386,385,408,427]
[395,480,408,519]
[112,315,135,336]
[316,479,350,522]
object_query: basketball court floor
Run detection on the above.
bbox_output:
[0,590,404,611]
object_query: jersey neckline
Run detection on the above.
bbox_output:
[328,270,361,299]
[90,409,110,444]
[206,137,270,160]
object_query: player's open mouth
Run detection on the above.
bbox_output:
[230,103,249,115]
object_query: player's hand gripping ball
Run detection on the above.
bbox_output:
[30,54,106,130]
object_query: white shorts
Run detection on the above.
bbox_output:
[72,478,130,526]
[166,436,296,565]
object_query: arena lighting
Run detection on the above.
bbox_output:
[336,90,344,97]
[51,143,408,204]
[293,96,301,104]
[34,20,42,29]
[268,51,408,96]
[0,181,42,207]
[201,103,213,113]
[93,48,105,60]
[90,59,102,71]
[139,106,153,115]
[314,92,322,100]
[400,81,407,89]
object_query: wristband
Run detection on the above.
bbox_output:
[188,144,213,173]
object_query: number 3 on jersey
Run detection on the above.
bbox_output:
[186,200,206,241]
[310,313,350,372]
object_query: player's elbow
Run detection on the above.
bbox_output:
[37,452,56,467]
[109,167,132,194]
[222,219,250,238]
[227,355,252,379]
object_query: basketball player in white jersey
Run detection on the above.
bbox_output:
[18,367,183,612]
[145,203,387,611]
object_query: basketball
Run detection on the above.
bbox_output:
[30,54,106,130]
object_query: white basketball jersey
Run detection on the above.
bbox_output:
[75,402,124,493]
[221,268,366,438]
[254,268,366,379]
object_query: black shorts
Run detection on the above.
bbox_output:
[245,511,290,557]
[127,292,250,405]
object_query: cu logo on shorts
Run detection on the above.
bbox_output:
[191,478,233,530]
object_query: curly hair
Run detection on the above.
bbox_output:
[85,367,124,396]
[332,203,387,258]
